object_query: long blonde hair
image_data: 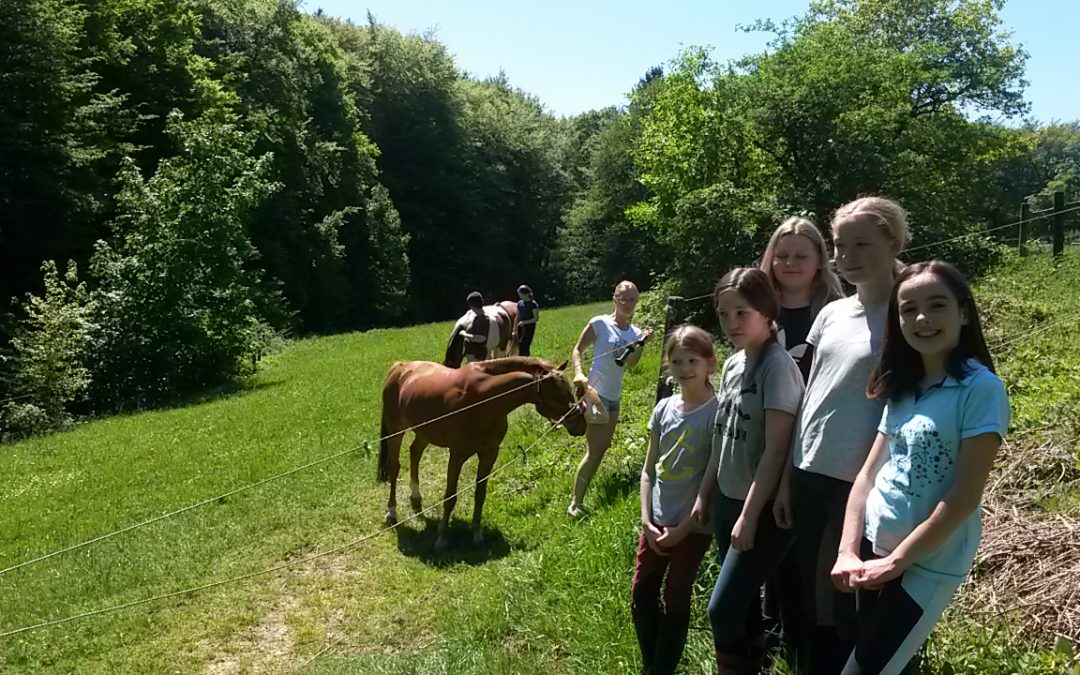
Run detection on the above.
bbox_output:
[831,197,910,276]
[759,217,843,316]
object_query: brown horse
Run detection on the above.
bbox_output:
[378,356,587,550]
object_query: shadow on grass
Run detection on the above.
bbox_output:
[591,465,638,511]
[395,516,512,568]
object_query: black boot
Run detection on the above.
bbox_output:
[632,606,661,673]
[653,611,691,675]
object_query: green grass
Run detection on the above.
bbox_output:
[3,249,1080,673]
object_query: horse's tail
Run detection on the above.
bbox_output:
[378,363,401,482]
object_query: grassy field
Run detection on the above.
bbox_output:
[2,249,1080,673]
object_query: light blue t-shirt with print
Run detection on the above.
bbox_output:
[648,394,719,533]
[864,360,1010,583]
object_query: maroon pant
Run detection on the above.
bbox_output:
[631,529,712,614]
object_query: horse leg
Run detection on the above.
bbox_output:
[408,437,428,512]
[435,450,467,551]
[384,432,403,525]
[471,447,499,545]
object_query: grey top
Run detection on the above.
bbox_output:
[792,296,888,482]
[713,344,804,500]
[648,394,720,532]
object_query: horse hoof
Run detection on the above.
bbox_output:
[434,537,449,552]
[472,530,485,545]
[409,496,423,513]
[384,509,397,525]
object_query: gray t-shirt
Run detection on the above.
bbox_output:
[713,344,804,500]
[792,296,888,482]
[648,394,719,532]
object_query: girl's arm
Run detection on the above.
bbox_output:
[640,428,667,554]
[853,432,1002,589]
[831,432,889,591]
[691,433,722,526]
[571,323,597,384]
[731,409,795,551]
[522,309,539,325]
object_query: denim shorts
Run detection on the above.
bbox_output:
[599,396,621,419]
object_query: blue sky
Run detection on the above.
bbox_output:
[310,0,1076,124]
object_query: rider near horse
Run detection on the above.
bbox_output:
[444,294,519,368]
[460,291,490,363]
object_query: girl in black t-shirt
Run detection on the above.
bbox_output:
[756,216,843,664]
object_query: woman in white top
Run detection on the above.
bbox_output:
[568,280,653,517]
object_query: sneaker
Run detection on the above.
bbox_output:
[566,503,587,518]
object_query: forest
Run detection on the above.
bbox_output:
[1,0,1078,429]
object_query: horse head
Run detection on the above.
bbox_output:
[533,359,587,436]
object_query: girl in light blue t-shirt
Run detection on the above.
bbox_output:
[830,261,1009,675]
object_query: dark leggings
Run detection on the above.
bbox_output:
[839,539,958,675]
[791,467,858,673]
[707,493,794,652]
[517,323,536,356]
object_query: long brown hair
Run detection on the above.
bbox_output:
[868,261,994,401]
[714,268,780,380]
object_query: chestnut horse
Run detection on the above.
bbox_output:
[443,301,520,367]
[378,356,587,550]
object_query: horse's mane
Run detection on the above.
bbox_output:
[471,356,558,376]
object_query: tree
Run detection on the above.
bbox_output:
[87,110,277,407]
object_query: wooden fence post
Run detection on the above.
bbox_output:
[654,296,681,403]
[1054,191,1065,257]
[1019,201,1030,256]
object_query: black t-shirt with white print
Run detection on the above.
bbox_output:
[778,305,815,383]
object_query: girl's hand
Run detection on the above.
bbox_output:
[656,518,691,549]
[691,494,711,526]
[643,522,669,556]
[572,372,589,388]
[853,555,904,590]
[730,514,757,552]
[830,550,864,593]
[773,479,794,530]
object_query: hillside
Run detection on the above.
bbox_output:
[2,249,1079,673]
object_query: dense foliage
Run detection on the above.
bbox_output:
[1,0,1077,423]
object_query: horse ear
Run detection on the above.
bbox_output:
[555,359,569,371]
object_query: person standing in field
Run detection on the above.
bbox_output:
[692,268,805,674]
[773,197,910,674]
[757,216,844,661]
[830,261,1009,674]
[632,325,720,674]
[515,284,540,357]
[568,280,653,518]
[459,291,490,363]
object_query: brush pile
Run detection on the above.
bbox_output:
[961,437,1080,641]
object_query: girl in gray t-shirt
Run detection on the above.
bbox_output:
[690,268,804,673]
[775,196,911,670]
[632,326,718,674]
